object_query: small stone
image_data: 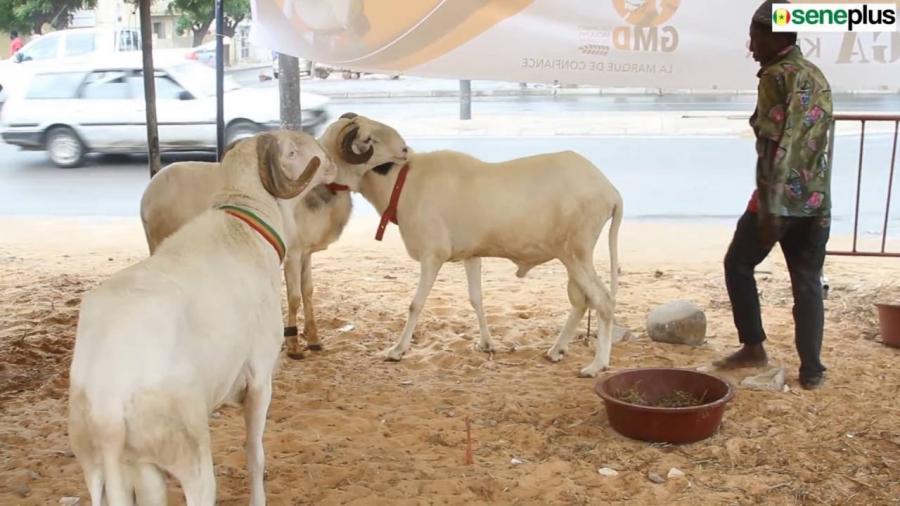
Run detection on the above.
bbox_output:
[654,270,664,278]
[400,380,414,386]
[510,457,524,465]
[648,471,665,484]
[667,468,685,479]
[60,498,80,506]
[646,300,707,346]
[14,483,30,497]
[740,366,786,391]
[598,467,619,477]
[338,323,356,332]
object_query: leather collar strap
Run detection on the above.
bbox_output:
[375,163,410,241]
[218,204,286,263]
[325,183,350,194]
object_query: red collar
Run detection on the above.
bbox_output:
[325,182,350,194]
[375,163,410,241]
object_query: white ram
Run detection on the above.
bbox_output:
[68,130,335,505]
[140,114,406,357]
[330,114,622,377]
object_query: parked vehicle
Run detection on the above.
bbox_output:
[0,27,142,109]
[11,26,141,64]
[272,54,313,79]
[0,54,330,168]
[185,38,233,67]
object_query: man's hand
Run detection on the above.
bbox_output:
[758,212,781,246]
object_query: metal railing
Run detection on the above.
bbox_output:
[826,113,900,257]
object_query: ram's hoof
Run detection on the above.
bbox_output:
[307,343,323,351]
[286,351,305,360]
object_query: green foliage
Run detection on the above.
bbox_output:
[0,0,97,35]
[168,0,250,45]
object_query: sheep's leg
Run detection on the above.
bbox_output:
[133,463,167,506]
[464,257,495,353]
[77,457,104,506]
[569,256,616,378]
[383,258,442,361]
[284,253,304,359]
[171,445,215,506]
[581,315,613,378]
[547,278,587,363]
[244,376,273,506]
[300,251,321,351]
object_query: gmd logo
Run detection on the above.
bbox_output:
[611,0,681,53]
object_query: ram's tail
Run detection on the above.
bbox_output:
[608,197,622,301]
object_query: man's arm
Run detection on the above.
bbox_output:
[754,71,791,243]
[754,72,789,216]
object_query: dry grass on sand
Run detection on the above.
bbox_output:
[1,216,899,505]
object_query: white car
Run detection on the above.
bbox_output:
[11,26,141,64]
[0,54,330,168]
[0,27,142,107]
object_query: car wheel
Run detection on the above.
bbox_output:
[314,67,331,79]
[45,127,85,168]
[225,121,262,145]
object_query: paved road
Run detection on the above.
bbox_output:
[2,125,897,238]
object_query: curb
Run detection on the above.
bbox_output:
[302,87,900,101]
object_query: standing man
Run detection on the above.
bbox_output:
[9,30,23,55]
[714,0,833,390]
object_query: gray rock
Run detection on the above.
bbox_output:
[647,471,666,484]
[13,483,30,498]
[646,301,707,346]
[740,366,786,391]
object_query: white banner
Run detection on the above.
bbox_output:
[250,0,900,91]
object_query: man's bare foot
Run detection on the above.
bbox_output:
[712,344,768,369]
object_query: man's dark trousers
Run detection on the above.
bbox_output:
[724,211,830,378]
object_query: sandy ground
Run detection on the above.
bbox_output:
[1,214,899,505]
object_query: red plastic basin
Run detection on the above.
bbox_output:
[876,303,900,348]
[594,368,735,444]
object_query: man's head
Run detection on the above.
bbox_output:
[10,30,18,39]
[749,0,797,66]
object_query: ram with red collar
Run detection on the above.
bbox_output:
[332,114,623,377]
[68,130,335,505]
[139,113,403,358]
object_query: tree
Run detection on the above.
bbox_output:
[0,0,97,35]
[169,0,249,46]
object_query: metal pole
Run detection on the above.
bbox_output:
[460,79,471,120]
[215,0,225,160]
[881,120,899,253]
[852,121,866,253]
[139,0,161,178]
[278,53,302,130]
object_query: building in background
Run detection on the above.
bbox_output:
[4,0,271,65]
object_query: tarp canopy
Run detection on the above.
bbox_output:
[250,0,900,91]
